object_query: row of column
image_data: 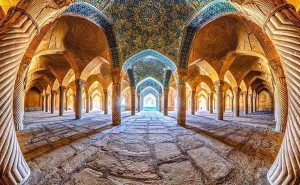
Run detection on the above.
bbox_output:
[186,81,266,122]
[130,87,170,115]
[40,80,110,119]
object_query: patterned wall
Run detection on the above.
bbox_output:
[103,0,196,62]
[137,78,163,94]
[133,58,166,84]
[62,0,240,71]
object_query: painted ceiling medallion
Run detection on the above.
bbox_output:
[136,2,165,28]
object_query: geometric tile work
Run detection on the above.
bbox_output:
[137,77,163,94]
[133,58,166,85]
[123,49,176,72]
[179,0,237,69]
[104,1,195,62]
[62,2,121,68]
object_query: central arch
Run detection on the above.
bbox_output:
[136,77,163,95]
[122,49,177,72]
[141,87,159,111]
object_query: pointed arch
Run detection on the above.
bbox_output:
[197,60,219,82]
[136,77,163,94]
[123,49,177,72]
[62,69,75,87]
[224,70,238,88]
[62,2,121,68]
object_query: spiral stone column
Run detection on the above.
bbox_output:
[163,88,169,116]
[269,59,289,132]
[235,1,300,183]
[13,75,25,130]
[45,94,50,112]
[233,87,241,117]
[74,79,85,119]
[112,69,121,125]
[103,90,108,114]
[243,91,248,114]
[214,81,225,120]
[137,94,141,112]
[51,90,57,114]
[177,71,187,126]
[191,89,196,115]
[86,93,90,113]
[59,86,66,116]
[249,94,253,113]
[130,87,136,115]
[0,0,71,184]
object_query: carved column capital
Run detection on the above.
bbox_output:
[59,85,66,91]
[130,87,136,93]
[213,80,225,92]
[51,90,57,95]
[6,0,72,29]
[242,91,248,96]
[233,87,241,93]
[269,59,286,79]
[112,68,121,84]
[75,79,86,87]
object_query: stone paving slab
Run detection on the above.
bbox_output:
[18,110,283,185]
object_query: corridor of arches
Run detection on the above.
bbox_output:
[0,0,300,185]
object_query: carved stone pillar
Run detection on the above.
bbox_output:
[177,72,187,126]
[130,87,136,115]
[214,81,225,120]
[159,94,162,112]
[191,89,196,115]
[74,79,85,119]
[206,97,209,111]
[103,90,108,114]
[51,90,57,114]
[164,87,169,116]
[235,1,300,183]
[195,95,198,112]
[42,95,45,111]
[65,95,68,111]
[253,95,257,112]
[90,96,93,111]
[13,75,25,130]
[59,86,66,116]
[231,96,234,112]
[249,94,253,113]
[233,87,241,117]
[209,93,213,114]
[45,94,50,112]
[0,0,71,184]
[112,69,121,125]
[243,91,248,114]
[223,95,226,113]
[137,94,141,112]
[269,60,289,132]
[86,93,90,113]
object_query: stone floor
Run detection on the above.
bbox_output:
[17,110,284,185]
